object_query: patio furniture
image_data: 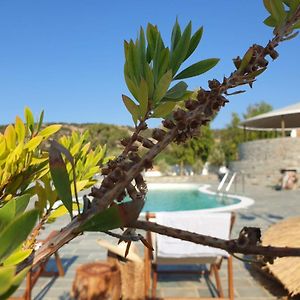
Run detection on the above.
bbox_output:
[10,231,65,300]
[145,212,235,300]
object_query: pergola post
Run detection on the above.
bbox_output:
[281,115,285,137]
[243,125,246,142]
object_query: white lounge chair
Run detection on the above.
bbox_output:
[145,212,235,300]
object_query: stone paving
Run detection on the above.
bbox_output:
[11,177,300,299]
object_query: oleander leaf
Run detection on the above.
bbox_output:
[24,107,34,134]
[0,210,38,263]
[238,48,254,73]
[165,81,188,99]
[263,15,277,27]
[171,18,181,53]
[4,125,16,150]
[170,21,191,75]
[3,249,32,266]
[37,124,62,138]
[270,0,286,22]
[122,95,140,124]
[24,136,43,152]
[49,143,73,217]
[137,78,149,118]
[185,26,203,60]
[152,102,176,118]
[0,266,15,295]
[153,70,172,103]
[0,266,30,299]
[174,58,219,80]
[15,116,25,143]
[0,200,15,232]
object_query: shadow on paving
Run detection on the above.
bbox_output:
[34,256,78,300]
[157,264,219,298]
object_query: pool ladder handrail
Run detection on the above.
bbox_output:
[217,171,245,194]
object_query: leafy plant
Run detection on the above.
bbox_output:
[123,20,219,123]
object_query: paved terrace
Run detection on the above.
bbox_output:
[12,176,300,300]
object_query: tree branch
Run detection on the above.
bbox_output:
[133,220,300,258]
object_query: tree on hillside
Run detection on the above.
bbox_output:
[243,101,273,119]
[219,101,275,163]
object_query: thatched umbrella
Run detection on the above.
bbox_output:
[262,216,300,296]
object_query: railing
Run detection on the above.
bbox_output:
[217,171,245,194]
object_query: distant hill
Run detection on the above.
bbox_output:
[0,122,136,156]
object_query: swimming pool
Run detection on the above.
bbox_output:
[142,183,254,213]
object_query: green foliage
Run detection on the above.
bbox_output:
[36,130,110,219]
[263,0,300,31]
[123,20,219,124]
[0,108,61,202]
[208,143,226,167]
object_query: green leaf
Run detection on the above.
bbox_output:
[0,209,38,263]
[15,116,26,143]
[124,71,140,101]
[170,21,192,75]
[146,23,158,62]
[185,26,203,60]
[24,107,35,134]
[122,95,140,124]
[174,58,219,80]
[153,70,172,103]
[157,48,170,82]
[139,27,146,77]
[3,249,32,266]
[153,34,164,83]
[263,15,277,27]
[4,125,16,150]
[165,81,188,99]
[152,102,176,118]
[0,266,30,300]
[36,110,44,133]
[293,20,300,29]
[24,136,43,151]
[270,0,286,22]
[263,0,273,13]
[245,67,267,79]
[0,200,15,232]
[49,144,73,217]
[0,266,15,295]
[78,200,144,232]
[137,78,149,118]
[171,18,181,53]
[47,203,81,223]
[238,48,253,73]
[37,124,62,138]
[15,194,31,216]
[144,63,154,99]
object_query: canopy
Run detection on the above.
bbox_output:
[241,102,300,131]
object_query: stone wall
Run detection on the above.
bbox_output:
[230,137,300,185]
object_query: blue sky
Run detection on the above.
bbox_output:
[0,0,299,129]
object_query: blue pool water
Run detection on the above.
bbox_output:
[141,185,240,212]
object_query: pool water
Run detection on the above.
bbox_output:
[142,186,239,212]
